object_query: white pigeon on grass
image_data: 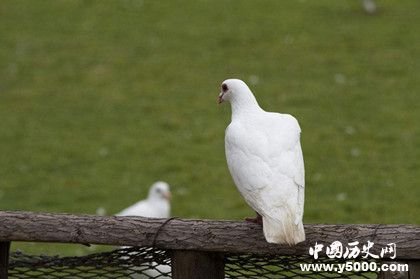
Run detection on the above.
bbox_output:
[116,181,171,279]
[116,181,171,218]
[218,79,305,245]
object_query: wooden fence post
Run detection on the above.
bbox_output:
[172,250,224,279]
[408,261,420,279]
[377,261,408,279]
[377,260,420,279]
[0,241,10,279]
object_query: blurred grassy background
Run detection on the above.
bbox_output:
[0,0,419,255]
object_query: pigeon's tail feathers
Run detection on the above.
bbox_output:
[262,211,305,245]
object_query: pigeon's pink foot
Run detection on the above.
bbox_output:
[245,213,263,225]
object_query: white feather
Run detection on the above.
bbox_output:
[221,79,305,245]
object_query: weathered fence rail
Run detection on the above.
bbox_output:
[0,210,419,278]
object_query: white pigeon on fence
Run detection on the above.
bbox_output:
[116,181,171,218]
[116,181,171,279]
[218,79,305,245]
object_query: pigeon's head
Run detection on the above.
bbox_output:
[148,181,171,201]
[218,79,252,104]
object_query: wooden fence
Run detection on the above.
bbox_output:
[0,210,419,278]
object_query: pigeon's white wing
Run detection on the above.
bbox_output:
[261,113,305,224]
[117,199,170,218]
[293,139,305,225]
[116,200,154,217]
[226,113,304,224]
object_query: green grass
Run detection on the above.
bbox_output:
[0,0,419,255]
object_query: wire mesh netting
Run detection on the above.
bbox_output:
[9,247,171,279]
[9,247,380,278]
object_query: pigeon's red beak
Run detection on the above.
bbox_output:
[218,92,224,104]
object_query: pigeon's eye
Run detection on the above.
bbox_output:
[222,83,228,92]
